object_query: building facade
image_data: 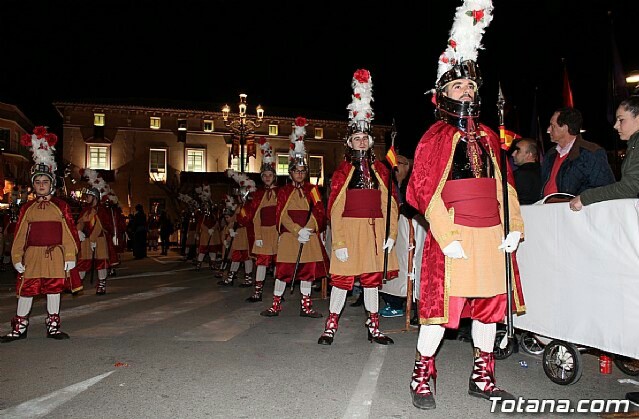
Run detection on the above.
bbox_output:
[55,101,391,219]
[0,102,34,204]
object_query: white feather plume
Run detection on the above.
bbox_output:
[436,0,494,83]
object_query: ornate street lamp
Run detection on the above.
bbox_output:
[222,93,265,173]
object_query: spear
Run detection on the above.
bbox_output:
[382,119,398,284]
[497,83,515,348]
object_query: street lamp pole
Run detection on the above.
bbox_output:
[222,93,265,173]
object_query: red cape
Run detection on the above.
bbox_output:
[276,183,326,234]
[406,121,525,323]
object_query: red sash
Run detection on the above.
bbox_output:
[342,189,383,218]
[281,209,308,233]
[26,222,62,246]
[260,206,276,226]
[441,178,500,227]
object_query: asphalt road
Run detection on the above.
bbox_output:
[0,250,637,418]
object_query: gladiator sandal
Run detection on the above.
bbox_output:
[468,348,515,402]
[365,313,394,345]
[260,295,282,317]
[0,315,29,343]
[46,313,70,340]
[245,281,264,303]
[300,295,322,318]
[410,354,437,410]
[317,312,339,345]
[239,271,254,288]
[217,270,236,286]
[96,278,107,295]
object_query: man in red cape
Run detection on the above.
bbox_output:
[405,5,526,408]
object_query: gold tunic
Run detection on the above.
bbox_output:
[12,200,78,279]
[277,189,323,263]
[251,190,278,255]
[77,207,110,261]
[329,167,399,275]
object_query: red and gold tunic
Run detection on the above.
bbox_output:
[76,204,113,271]
[197,213,221,253]
[407,121,526,325]
[249,186,278,257]
[275,183,328,282]
[327,160,399,288]
[12,197,79,295]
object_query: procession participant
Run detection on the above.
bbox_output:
[1,126,79,342]
[217,185,254,286]
[194,184,221,270]
[318,69,399,345]
[245,138,279,302]
[75,177,113,296]
[406,1,525,409]
[147,202,160,252]
[260,117,327,318]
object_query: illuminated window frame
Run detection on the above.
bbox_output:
[276,153,289,174]
[150,117,161,130]
[314,127,324,139]
[149,148,167,182]
[94,113,105,127]
[203,120,214,132]
[185,148,205,172]
[268,124,278,136]
[87,145,110,170]
[308,155,324,186]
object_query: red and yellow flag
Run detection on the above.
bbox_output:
[499,127,521,150]
[385,145,398,168]
[310,186,321,205]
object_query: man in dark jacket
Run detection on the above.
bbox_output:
[511,138,542,204]
[541,107,615,199]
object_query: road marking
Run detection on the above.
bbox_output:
[342,345,388,419]
[177,305,265,342]
[0,371,115,418]
[151,257,182,264]
[73,291,223,337]
[25,287,187,324]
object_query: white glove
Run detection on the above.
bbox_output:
[382,238,395,252]
[112,236,118,246]
[442,241,468,259]
[208,228,214,235]
[64,261,76,271]
[14,262,25,273]
[229,229,237,238]
[298,227,312,242]
[335,248,349,262]
[255,239,263,248]
[498,231,522,253]
[90,242,97,251]
[78,231,86,242]
[223,240,229,248]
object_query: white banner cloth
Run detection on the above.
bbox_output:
[513,199,639,359]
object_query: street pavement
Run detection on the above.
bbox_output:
[0,250,637,418]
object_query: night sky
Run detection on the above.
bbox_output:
[1,0,637,158]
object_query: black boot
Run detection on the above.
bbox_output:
[0,315,29,343]
[46,313,70,340]
[366,313,394,345]
[217,270,236,286]
[318,313,339,345]
[350,292,364,307]
[468,348,516,402]
[245,281,264,303]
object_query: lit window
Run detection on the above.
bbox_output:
[308,155,324,186]
[277,154,289,174]
[150,117,161,129]
[314,127,324,139]
[178,119,187,131]
[149,148,167,182]
[228,145,251,171]
[94,113,105,127]
[268,124,278,136]
[186,148,205,172]
[88,146,109,170]
[203,120,214,132]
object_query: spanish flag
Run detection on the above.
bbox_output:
[499,127,521,150]
[385,145,398,168]
[310,186,321,205]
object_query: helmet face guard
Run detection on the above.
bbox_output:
[434,61,482,132]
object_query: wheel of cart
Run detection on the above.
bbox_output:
[493,329,515,360]
[542,340,583,385]
[614,355,639,376]
[519,331,547,355]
